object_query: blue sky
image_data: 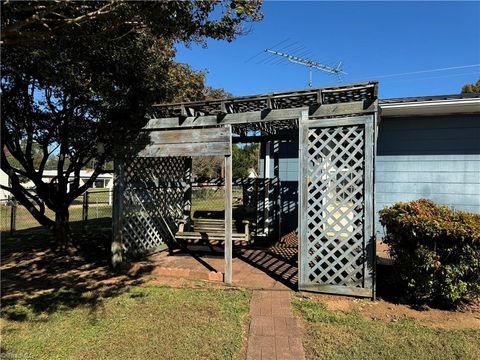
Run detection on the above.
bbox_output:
[175,1,480,99]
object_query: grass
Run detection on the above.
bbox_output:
[192,198,225,214]
[1,286,251,360]
[293,297,480,360]
[87,188,111,204]
[1,203,112,233]
[1,207,251,360]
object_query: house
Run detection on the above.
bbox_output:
[0,169,11,201]
[22,170,113,191]
[259,93,480,238]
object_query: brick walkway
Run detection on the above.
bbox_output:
[247,290,305,360]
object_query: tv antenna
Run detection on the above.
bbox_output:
[264,48,347,87]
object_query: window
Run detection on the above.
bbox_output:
[94,179,105,188]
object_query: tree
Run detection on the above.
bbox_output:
[5,141,58,183]
[1,1,263,46]
[232,144,259,178]
[461,79,480,93]
[193,157,224,178]
[1,1,262,249]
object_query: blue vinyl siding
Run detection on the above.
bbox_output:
[375,115,480,237]
[259,114,480,238]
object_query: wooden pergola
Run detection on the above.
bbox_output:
[112,81,380,298]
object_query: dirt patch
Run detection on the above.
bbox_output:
[302,293,480,330]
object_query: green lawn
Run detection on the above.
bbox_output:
[87,188,111,204]
[293,297,480,360]
[1,286,251,360]
[0,203,112,233]
[192,198,225,215]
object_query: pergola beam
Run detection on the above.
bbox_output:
[151,81,377,118]
[144,100,377,132]
[232,133,297,144]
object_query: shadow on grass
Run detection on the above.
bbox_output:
[1,218,143,321]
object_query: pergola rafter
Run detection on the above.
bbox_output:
[151,82,377,119]
[145,83,378,139]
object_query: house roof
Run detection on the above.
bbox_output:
[41,170,112,178]
[380,93,480,104]
[379,93,480,117]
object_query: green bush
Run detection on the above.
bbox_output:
[379,199,480,308]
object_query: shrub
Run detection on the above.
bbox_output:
[379,199,480,308]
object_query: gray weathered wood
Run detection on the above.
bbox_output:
[153,82,375,106]
[183,157,192,225]
[144,101,376,130]
[364,115,376,299]
[232,133,297,143]
[111,159,125,269]
[137,142,230,158]
[139,127,230,145]
[224,129,233,284]
[263,141,271,236]
[298,110,377,298]
[298,110,309,288]
[299,283,374,297]
[273,140,281,240]
[120,157,188,258]
[117,127,231,158]
[306,115,372,128]
[112,82,380,296]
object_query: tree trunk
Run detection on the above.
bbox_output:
[54,206,73,251]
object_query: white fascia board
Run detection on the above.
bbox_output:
[380,98,480,117]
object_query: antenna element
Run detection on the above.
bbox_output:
[265,49,346,87]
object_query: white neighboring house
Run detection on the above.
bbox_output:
[248,168,258,178]
[0,169,11,201]
[22,170,113,192]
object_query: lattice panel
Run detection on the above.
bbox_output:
[121,156,190,257]
[305,125,365,288]
[232,119,298,137]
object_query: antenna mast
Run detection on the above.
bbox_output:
[265,49,346,87]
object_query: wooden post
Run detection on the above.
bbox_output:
[10,200,16,235]
[82,191,89,229]
[224,129,233,284]
[183,157,193,230]
[298,110,309,290]
[263,141,271,235]
[364,114,376,300]
[273,140,281,241]
[111,159,125,270]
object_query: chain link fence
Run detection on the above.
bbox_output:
[0,189,113,235]
[190,180,257,232]
[191,185,225,219]
[1,181,268,237]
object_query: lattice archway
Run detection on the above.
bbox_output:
[112,125,234,283]
[112,82,379,292]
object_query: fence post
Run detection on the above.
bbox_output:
[10,200,16,235]
[82,191,89,228]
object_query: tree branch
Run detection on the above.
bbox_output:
[1,151,53,227]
